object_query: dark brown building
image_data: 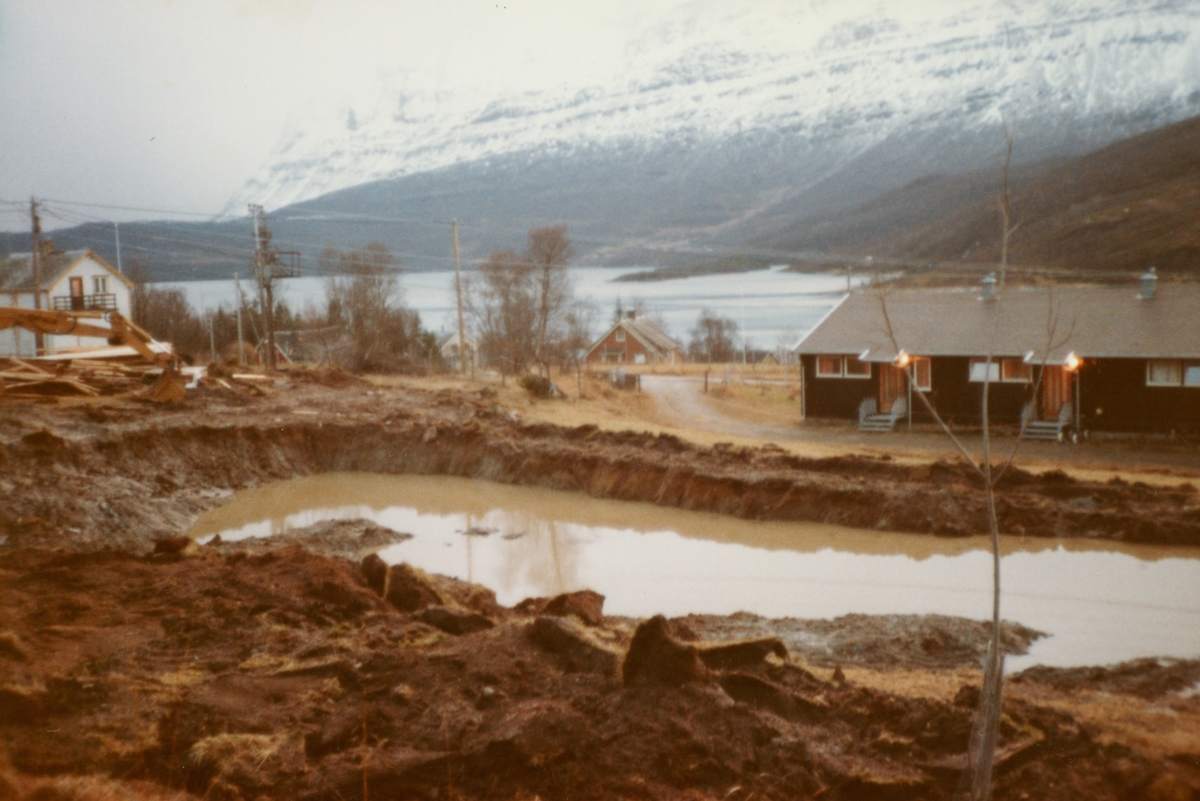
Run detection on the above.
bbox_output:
[586,315,682,365]
[794,273,1200,436]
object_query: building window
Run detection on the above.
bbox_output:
[843,358,871,378]
[969,358,1001,382]
[92,276,109,294]
[816,356,842,377]
[1002,359,1031,383]
[1147,360,1182,387]
[615,329,625,342]
[1185,365,1200,388]
[912,357,931,391]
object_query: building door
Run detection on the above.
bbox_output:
[68,276,84,310]
[1042,366,1072,419]
[879,365,905,412]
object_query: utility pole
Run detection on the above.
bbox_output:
[234,273,245,365]
[114,222,123,274]
[451,219,468,377]
[29,197,44,355]
[249,204,278,371]
[207,310,216,363]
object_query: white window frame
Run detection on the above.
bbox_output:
[843,357,871,379]
[615,329,625,343]
[969,358,1001,383]
[1147,359,1183,387]
[815,355,843,378]
[1184,364,1200,388]
[92,275,109,294]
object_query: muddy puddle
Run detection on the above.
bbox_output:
[187,473,1200,671]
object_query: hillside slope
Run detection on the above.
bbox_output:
[889,115,1200,274]
[761,116,1200,276]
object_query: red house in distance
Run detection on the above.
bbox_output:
[585,314,682,365]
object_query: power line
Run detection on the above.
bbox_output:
[36,197,225,219]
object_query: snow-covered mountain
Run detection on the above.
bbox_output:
[225,0,1200,260]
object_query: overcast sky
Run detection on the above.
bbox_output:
[0,0,715,231]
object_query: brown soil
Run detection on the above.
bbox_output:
[3,539,1199,801]
[1,376,1199,800]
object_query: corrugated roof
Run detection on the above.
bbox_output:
[0,250,128,294]
[795,283,1200,362]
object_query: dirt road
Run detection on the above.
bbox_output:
[640,374,1200,478]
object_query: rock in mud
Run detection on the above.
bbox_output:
[361,556,444,612]
[418,605,495,635]
[697,637,788,670]
[623,614,711,687]
[718,672,828,722]
[152,535,199,558]
[0,632,28,662]
[528,615,621,676]
[467,699,592,770]
[516,589,606,626]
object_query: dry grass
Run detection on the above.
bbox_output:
[188,733,288,770]
[839,664,1200,760]
[837,665,981,703]
[1008,684,1200,760]
[0,767,192,801]
[703,382,803,428]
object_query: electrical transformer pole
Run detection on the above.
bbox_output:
[248,204,278,371]
[452,219,467,376]
[30,197,44,355]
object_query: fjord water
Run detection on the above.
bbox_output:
[187,473,1200,671]
[155,266,860,351]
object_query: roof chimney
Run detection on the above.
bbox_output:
[980,272,996,302]
[626,310,636,319]
[1139,266,1157,300]
[38,239,56,258]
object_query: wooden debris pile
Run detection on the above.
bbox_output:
[0,357,276,401]
[0,357,170,398]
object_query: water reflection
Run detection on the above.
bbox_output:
[187,473,1200,670]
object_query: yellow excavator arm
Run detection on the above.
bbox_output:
[0,307,186,401]
[0,307,175,366]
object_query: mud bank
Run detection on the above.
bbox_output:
[3,542,1199,801]
[1,381,1197,551]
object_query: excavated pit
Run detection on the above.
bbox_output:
[2,381,1197,553]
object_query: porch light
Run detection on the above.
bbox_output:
[894,350,911,367]
[1064,352,1081,372]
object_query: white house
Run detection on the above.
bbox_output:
[0,245,134,357]
[438,330,477,372]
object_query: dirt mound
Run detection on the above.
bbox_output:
[3,545,1195,801]
[674,612,1045,671]
[1013,658,1200,700]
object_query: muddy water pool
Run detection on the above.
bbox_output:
[187,473,1200,671]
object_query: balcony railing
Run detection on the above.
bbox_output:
[52,293,118,312]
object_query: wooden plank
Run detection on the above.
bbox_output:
[9,359,54,375]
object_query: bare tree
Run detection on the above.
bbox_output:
[470,248,536,381]
[875,127,1072,801]
[468,224,577,382]
[687,309,738,363]
[527,223,575,377]
[561,298,598,395]
[322,244,420,372]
